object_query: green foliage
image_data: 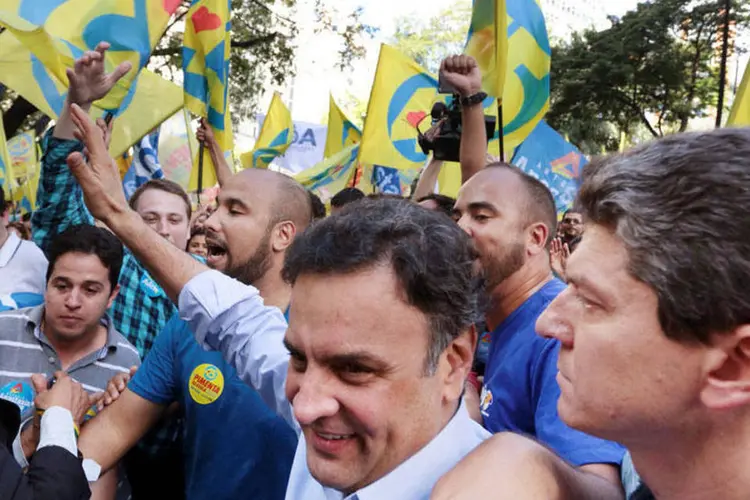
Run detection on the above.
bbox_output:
[548,0,750,155]
[390,1,471,74]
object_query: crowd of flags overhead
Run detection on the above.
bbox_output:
[0,0,747,215]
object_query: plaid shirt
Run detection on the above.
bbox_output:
[32,131,181,455]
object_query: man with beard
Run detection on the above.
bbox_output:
[444,54,625,492]
[76,168,305,499]
[65,102,488,499]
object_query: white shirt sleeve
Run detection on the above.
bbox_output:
[178,270,297,431]
[11,418,32,468]
[37,406,78,457]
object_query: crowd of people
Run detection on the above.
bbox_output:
[0,45,749,500]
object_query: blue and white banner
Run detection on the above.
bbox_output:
[372,165,402,195]
[123,129,163,199]
[511,121,586,213]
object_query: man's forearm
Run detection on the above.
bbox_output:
[206,141,233,187]
[460,104,488,184]
[54,98,92,141]
[104,208,208,303]
[412,158,443,200]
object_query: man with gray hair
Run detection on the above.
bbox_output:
[62,101,490,499]
[433,127,750,500]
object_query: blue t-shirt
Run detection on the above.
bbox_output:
[129,314,297,500]
[480,279,625,466]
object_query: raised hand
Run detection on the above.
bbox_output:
[100,366,138,409]
[550,238,571,281]
[66,42,132,107]
[66,103,129,223]
[196,118,215,145]
[440,55,482,97]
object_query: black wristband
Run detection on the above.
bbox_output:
[460,92,488,107]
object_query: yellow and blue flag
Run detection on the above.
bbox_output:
[325,95,362,158]
[728,61,749,127]
[295,144,359,205]
[466,0,551,150]
[0,117,18,197]
[0,33,182,158]
[358,44,437,172]
[465,0,507,98]
[7,130,36,178]
[241,92,293,169]
[183,0,233,190]
[0,0,180,109]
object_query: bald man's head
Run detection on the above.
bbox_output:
[204,169,313,285]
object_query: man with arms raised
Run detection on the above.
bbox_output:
[444,54,624,494]
[77,167,306,499]
[65,103,489,499]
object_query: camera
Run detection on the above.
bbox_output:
[417,72,497,163]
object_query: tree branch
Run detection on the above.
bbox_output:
[611,90,660,137]
[150,33,279,57]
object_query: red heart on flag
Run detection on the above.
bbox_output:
[163,0,181,14]
[191,6,222,33]
[406,111,427,128]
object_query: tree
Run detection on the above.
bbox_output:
[548,0,750,154]
[1,0,373,137]
[390,2,471,74]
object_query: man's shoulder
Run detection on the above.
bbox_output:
[107,326,143,365]
[0,306,37,326]
[17,239,47,262]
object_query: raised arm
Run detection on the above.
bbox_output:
[196,117,233,188]
[65,103,296,429]
[31,42,130,253]
[439,55,487,184]
[411,157,444,201]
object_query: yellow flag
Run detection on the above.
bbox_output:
[0,117,18,197]
[0,0,180,109]
[294,144,359,204]
[183,0,233,190]
[240,92,293,169]
[7,130,37,178]
[466,0,551,151]
[358,44,437,172]
[437,161,462,199]
[0,31,182,158]
[325,95,362,157]
[465,0,508,98]
[728,62,750,126]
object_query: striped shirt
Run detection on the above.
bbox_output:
[0,305,141,395]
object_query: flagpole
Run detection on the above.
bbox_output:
[497,101,505,161]
[197,141,204,204]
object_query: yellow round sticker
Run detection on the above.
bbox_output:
[188,364,224,405]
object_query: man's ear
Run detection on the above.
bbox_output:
[271,221,296,253]
[526,222,550,257]
[701,324,750,410]
[107,284,121,310]
[440,325,478,403]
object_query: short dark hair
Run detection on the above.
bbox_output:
[486,163,557,245]
[129,179,192,221]
[562,208,583,220]
[417,194,456,217]
[308,191,326,220]
[282,198,479,374]
[577,128,750,344]
[0,189,5,215]
[330,187,365,208]
[21,212,31,223]
[46,225,124,291]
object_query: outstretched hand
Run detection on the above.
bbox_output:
[66,42,132,107]
[550,237,571,281]
[66,103,129,223]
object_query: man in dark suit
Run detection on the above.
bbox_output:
[0,372,93,500]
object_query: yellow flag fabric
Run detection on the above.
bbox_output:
[324,95,362,158]
[437,161,462,198]
[466,0,551,151]
[0,117,18,197]
[0,31,182,158]
[465,0,507,98]
[7,130,37,178]
[358,44,437,172]
[728,62,750,126]
[0,0,179,109]
[183,0,233,190]
[240,92,293,169]
[294,144,359,204]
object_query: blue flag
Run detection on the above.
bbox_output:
[372,165,402,195]
[123,129,163,199]
[511,121,586,213]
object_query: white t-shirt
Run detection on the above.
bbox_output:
[0,232,48,296]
